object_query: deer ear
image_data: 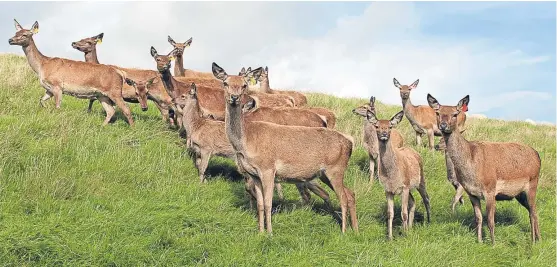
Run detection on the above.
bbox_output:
[246,67,252,73]
[393,78,402,89]
[150,46,158,58]
[408,79,419,90]
[249,67,263,81]
[427,94,440,110]
[457,95,469,112]
[31,21,39,34]
[366,110,378,125]
[184,37,192,47]
[370,96,375,106]
[14,19,23,31]
[265,66,268,73]
[168,48,179,61]
[168,36,176,46]
[125,78,135,86]
[212,62,228,81]
[94,33,104,44]
[390,111,404,127]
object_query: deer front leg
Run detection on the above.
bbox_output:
[408,192,416,229]
[401,188,410,233]
[415,132,422,147]
[98,96,116,126]
[427,129,435,150]
[486,194,496,245]
[386,191,395,240]
[470,195,483,243]
[39,91,53,108]
[52,87,63,109]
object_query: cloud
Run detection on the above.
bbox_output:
[2,2,554,123]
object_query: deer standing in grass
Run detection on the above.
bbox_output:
[8,20,134,126]
[174,82,332,207]
[71,34,177,126]
[394,78,467,211]
[368,110,431,240]
[352,96,404,185]
[213,62,358,233]
[427,94,541,244]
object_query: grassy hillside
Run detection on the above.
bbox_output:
[0,53,555,266]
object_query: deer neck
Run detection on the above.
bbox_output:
[225,100,247,153]
[182,97,203,136]
[159,69,179,100]
[259,77,271,93]
[174,54,185,77]
[402,97,420,124]
[378,138,398,177]
[443,130,471,167]
[83,48,99,64]
[22,38,46,74]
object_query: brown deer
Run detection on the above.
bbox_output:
[367,110,431,240]
[167,36,215,79]
[175,82,331,207]
[71,34,177,125]
[124,77,156,112]
[427,94,541,244]
[248,66,308,106]
[213,62,358,233]
[352,96,404,185]
[394,77,466,210]
[242,96,327,127]
[9,20,134,126]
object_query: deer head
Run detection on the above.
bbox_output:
[427,94,469,134]
[8,19,39,47]
[150,46,178,73]
[367,110,404,141]
[167,36,192,57]
[173,82,199,111]
[125,77,157,111]
[352,96,376,117]
[71,33,103,53]
[393,78,419,101]
[211,62,262,106]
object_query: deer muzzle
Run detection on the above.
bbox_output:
[8,38,15,45]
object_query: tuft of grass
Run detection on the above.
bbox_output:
[0,54,555,266]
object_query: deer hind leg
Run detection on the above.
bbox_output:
[417,182,431,223]
[369,154,377,185]
[446,155,464,212]
[274,183,285,201]
[401,188,410,233]
[98,96,116,126]
[39,91,53,108]
[87,99,96,113]
[295,183,312,205]
[251,176,265,233]
[408,192,416,229]
[519,181,541,242]
[306,180,332,209]
[324,169,348,233]
[470,195,483,243]
[415,132,422,147]
[386,191,395,240]
[427,129,435,150]
[344,186,358,232]
[485,194,496,245]
[110,95,135,126]
[452,185,465,213]
[244,176,257,210]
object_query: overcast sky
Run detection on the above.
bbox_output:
[2,1,555,123]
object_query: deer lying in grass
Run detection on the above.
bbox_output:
[242,96,327,127]
[71,34,176,125]
[352,96,404,185]
[368,111,431,240]
[213,62,358,233]
[174,82,331,207]
[393,78,467,210]
[427,94,541,244]
[8,19,134,126]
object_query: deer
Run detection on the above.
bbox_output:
[212,62,358,234]
[8,19,134,126]
[352,96,404,185]
[167,36,214,79]
[71,34,177,126]
[393,77,467,211]
[174,82,332,208]
[367,110,431,240]
[124,77,156,112]
[427,94,541,244]
[242,96,327,127]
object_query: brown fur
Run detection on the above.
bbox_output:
[72,34,176,125]
[368,111,431,240]
[428,94,541,244]
[253,66,308,106]
[242,95,326,127]
[9,20,134,126]
[213,62,358,234]
[167,36,215,79]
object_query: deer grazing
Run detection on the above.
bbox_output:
[213,62,358,233]
[427,94,541,244]
[174,82,331,207]
[367,110,431,240]
[352,96,404,185]
[9,19,134,126]
[393,77,466,210]
[71,34,177,126]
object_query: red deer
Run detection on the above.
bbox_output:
[8,20,134,126]
[213,62,358,233]
[167,36,213,79]
[367,110,431,240]
[427,94,541,244]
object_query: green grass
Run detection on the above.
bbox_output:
[0,54,555,266]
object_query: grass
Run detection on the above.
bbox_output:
[0,53,555,266]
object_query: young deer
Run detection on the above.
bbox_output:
[352,96,404,185]
[175,82,331,206]
[394,78,466,210]
[9,20,134,126]
[71,34,176,125]
[427,94,541,244]
[213,62,358,234]
[368,111,431,240]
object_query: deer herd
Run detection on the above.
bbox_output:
[8,20,542,244]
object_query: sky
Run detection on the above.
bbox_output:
[1,1,555,124]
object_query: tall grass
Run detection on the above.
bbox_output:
[0,54,555,266]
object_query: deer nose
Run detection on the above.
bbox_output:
[231,95,239,101]
[71,42,76,46]
[8,38,14,44]
[440,122,448,130]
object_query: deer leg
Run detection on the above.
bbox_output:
[452,185,465,213]
[110,95,135,127]
[485,194,496,245]
[417,182,431,223]
[415,132,422,147]
[344,186,358,232]
[470,195,483,243]
[306,180,332,209]
[39,91,53,108]
[274,183,285,202]
[197,150,211,183]
[87,99,95,113]
[369,156,376,185]
[386,191,395,240]
[408,192,416,229]
[98,96,116,126]
[252,177,265,233]
[295,183,311,205]
[261,171,276,234]
[446,155,464,212]
[153,101,169,123]
[401,188,409,233]
[325,170,348,233]
[524,181,541,242]
[427,129,435,150]
[244,176,256,210]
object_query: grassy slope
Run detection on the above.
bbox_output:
[0,54,555,266]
